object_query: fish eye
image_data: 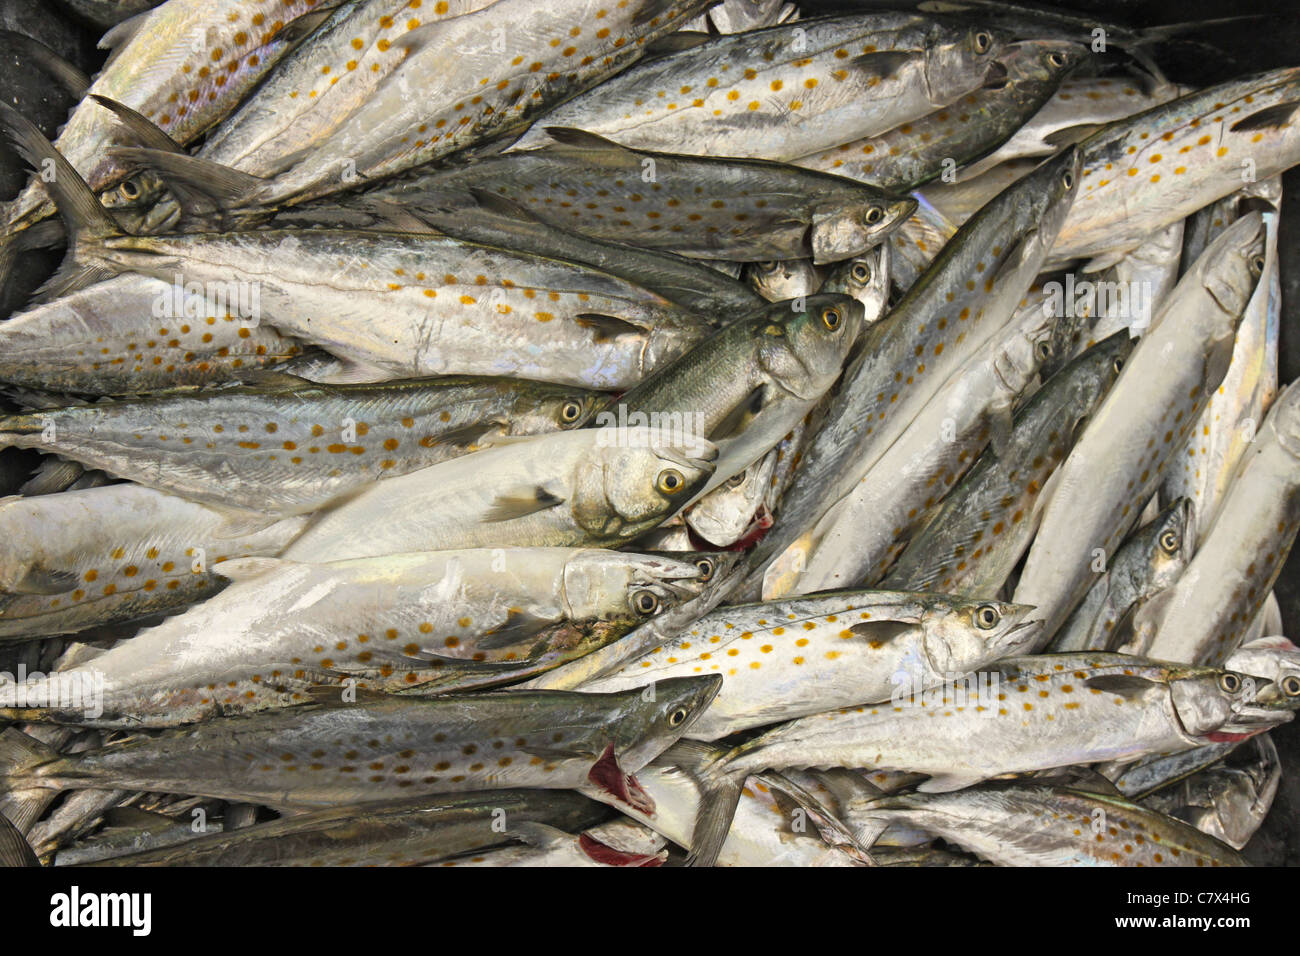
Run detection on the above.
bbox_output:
[1219,673,1241,694]
[559,400,584,424]
[758,260,780,272]
[974,604,1001,629]
[1112,357,1124,374]
[657,468,686,495]
[1047,51,1068,69]
[633,589,660,615]
[1282,675,1300,697]
[821,306,842,331]
[1158,529,1180,554]
[1034,340,1053,362]
[863,206,884,226]
[973,31,993,54]
[120,178,141,201]
[694,557,715,581]
[1062,170,1075,190]
[1250,254,1266,276]
[851,262,872,283]
[725,472,747,489]
[668,706,688,726]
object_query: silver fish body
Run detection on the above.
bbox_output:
[280,428,717,562]
[0,377,604,517]
[1014,213,1265,643]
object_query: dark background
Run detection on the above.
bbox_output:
[1,0,1296,861]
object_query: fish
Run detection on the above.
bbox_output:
[1139,733,1280,851]
[794,39,1086,190]
[1121,379,1300,665]
[444,819,667,867]
[348,190,766,321]
[1085,219,1184,342]
[816,244,891,321]
[685,652,1280,865]
[738,146,1081,601]
[196,1,502,179]
[509,14,1010,161]
[1052,68,1300,266]
[1013,213,1264,644]
[0,0,331,258]
[280,428,716,562]
[954,72,1189,181]
[684,450,777,548]
[122,0,715,216]
[842,778,1247,866]
[0,548,706,727]
[0,104,714,390]
[0,483,308,641]
[385,129,917,263]
[579,591,1041,740]
[580,742,861,866]
[1163,209,1280,538]
[0,675,722,830]
[1225,635,1300,691]
[743,260,822,302]
[599,293,864,496]
[0,376,604,517]
[786,274,1058,594]
[78,790,609,867]
[882,331,1132,597]
[1050,497,1195,653]
[0,275,306,396]
[514,551,746,692]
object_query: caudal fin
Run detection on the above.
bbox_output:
[675,741,746,867]
[0,810,38,866]
[0,728,61,834]
[0,101,119,301]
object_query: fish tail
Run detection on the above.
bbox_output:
[0,728,62,834]
[0,101,120,301]
[679,741,746,867]
[0,807,38,866]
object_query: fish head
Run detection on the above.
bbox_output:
[757,293,865,398]
[1073,328,1134,399]
[996,39,1088,89]
[607,674,724,774]
[1226,636,1300,686]
[743,259,821,302]
[1015,144,1083,256]
[820,244,891,324]
[1148,497,1196,585]
[810,193,916,265]
[99,172,180,234]
[923,599,1042,673]
[685,456,774,546]
[995,301,1057,395]
[1265,381,1300,459]
[1199,211,1266,319]
[510,387,605,433]
[922,23,1010,106]
[560,550,706,623]
[1170,668,1280,740]
[575,432,717,536]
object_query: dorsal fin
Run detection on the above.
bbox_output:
[90,95,183,153]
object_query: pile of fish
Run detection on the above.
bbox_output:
[0,0,1294,868]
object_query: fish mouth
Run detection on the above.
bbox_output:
[578,832,665,867]
[587,742,655,815]
[998,619,1043,652]
[686,503,774,552]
